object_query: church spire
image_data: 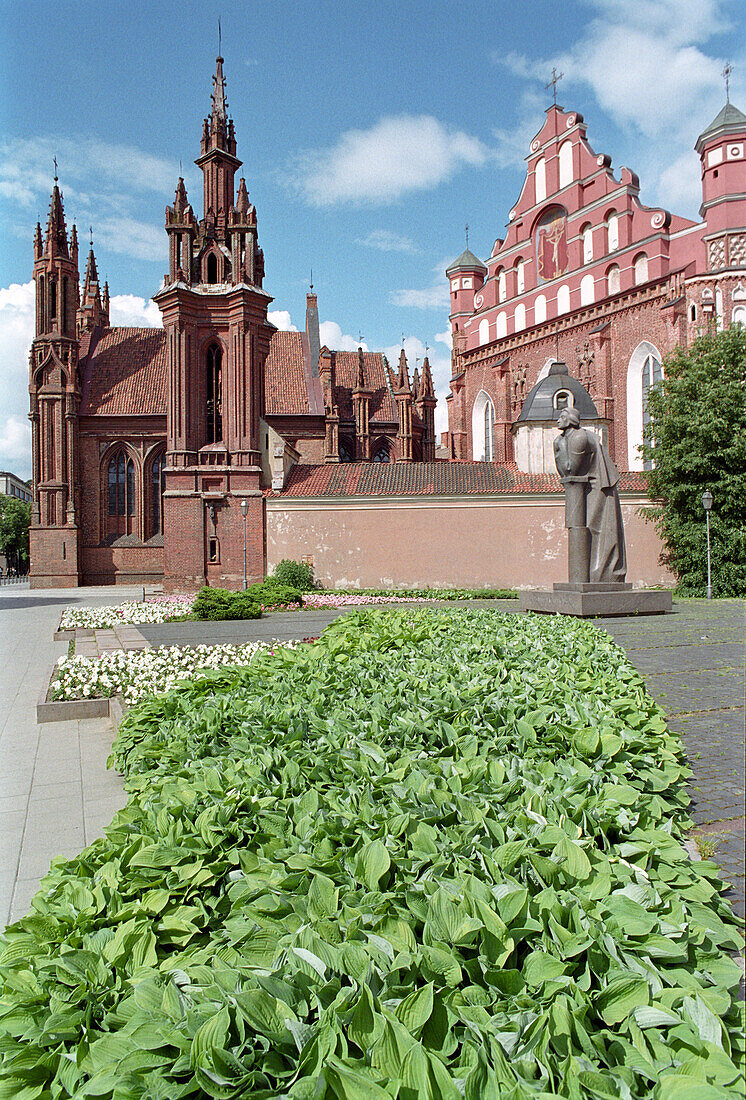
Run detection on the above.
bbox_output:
[211,53,228,125]
[418,355,435,399]
[45,180,69,258]
[396,348,411,394]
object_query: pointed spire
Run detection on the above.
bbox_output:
[33,221,43,260]
[356,346,366,390]
[69,223,78,265]
[173,177,188,215]
[45,181,69,258]
[211,53,228,125]
[396,348,411,394]
[84,247,99,290]
[419,355,435,399]
[412,366,420,396]
[235,177,249,214]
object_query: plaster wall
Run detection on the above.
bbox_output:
[267,494,673,590]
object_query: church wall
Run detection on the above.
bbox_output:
[267,494,673,590]
[81,546,164,586]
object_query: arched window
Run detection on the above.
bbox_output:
[49,278,57,322]
[372,444,390,463]
[150,451,166,537]
[733,305,746,326]
[206,344,223,443]
[479,318,490,345]
[497,269,507,303]
[607,264,621,296]
[472,390,495,461]
[206,253,219,284]
[338,438,353,462]
[690,303,697,322]
[534,294,547,324]
[496,312,507,339]
[606,211,619,252]
[581,223,593,264]
[642,353,662,471]
[515,258,525,295]
[553,389,572,413]
[634,252,648,285]
[626,341,662,470]
[534,157,546,203]
[580,273,595,306]
[558,141,573,188]
[715,288,724,330]
[514,303,526,331]
[107,449,136,538]
[557,285,570,314]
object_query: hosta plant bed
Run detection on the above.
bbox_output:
[2,608,743,1099]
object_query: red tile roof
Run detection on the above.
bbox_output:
[80,328,166,416]
[265,331,310,415]
[274,462,649,498]
[331,351,397,422]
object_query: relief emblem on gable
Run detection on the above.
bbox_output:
[536,207,569,283]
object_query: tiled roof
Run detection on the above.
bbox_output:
[331,351,397,422]
[275,462,649,498]
[80,328,166,416]
[265,331,309,415]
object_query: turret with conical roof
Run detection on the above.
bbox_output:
[695,98,746,237]
[447,246,487,353]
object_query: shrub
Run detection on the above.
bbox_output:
[271,558,316,591]
[191,587,262,621]
[246,580,303,606]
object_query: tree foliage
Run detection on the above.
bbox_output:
[0,495,31,573]
[643,324,746,595]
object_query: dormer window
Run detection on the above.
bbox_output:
[206,252,219,284]
[553,390,573,412]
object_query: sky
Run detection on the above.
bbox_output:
[1,0,744,479]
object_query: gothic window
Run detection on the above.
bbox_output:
[642,353,662,471]
[581,223,593,264]
[690,303,697,322]
[338,438,353,462]
[633,252,648,285]
[558,141,573,188]
[107,449,136,538]
[206,344,223,443]
[733,304,746,326]
[472,391,495,462]
[49,278,57,322]
[62,278,68,334]
[38,275,44,332]
[206,252,219,284]
[150,451,166,536]
[607,264,621,296]
[372,444,391,463]
[534,156,546,203]
[479,318,490,345]
[580,273,595,305]
[534,294,547,324]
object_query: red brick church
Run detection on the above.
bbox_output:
[27,55,745,590]
[28,56,436,588]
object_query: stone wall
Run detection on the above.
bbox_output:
[266,493,673,590]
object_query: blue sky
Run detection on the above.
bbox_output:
[1,0,744,478]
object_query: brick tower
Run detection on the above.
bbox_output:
[28,177,82,587]
[155,53,275,590]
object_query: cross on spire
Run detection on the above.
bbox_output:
[89,225,93,248]
[723,61,733,103]
[310,267,313,290]
[218,17,221,58]
[546,67,564,107]
[53,155,58,182]
[465,223,469,250]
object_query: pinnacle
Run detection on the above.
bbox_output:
[396,348,411,394]
[45,182,69,258]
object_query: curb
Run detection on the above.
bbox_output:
[36,664,112,723]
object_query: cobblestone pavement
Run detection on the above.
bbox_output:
[595,599,745,919]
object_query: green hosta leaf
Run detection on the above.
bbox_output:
[190,1005,230,1068]
[596,977,650,1025]
[355,839,390,890]
[235,989,298,1043]
[348,984,383,1053]
[395,982,433,1034]
[522,950,567,987]
[553,835,592,880]
[421,945,462,986]
[632,1005,681,1028]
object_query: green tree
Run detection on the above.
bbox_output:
[642,324,746,596]
[0,496,31,574]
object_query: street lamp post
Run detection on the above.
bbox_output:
[240,499,249,591]
[702,490,713,599]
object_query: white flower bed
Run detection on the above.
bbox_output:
[60,596,196,630]
[301,592,423,608]
[51,641,290,705]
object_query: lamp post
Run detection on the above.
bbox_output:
[702,490,713,599]
[240,499,249,591]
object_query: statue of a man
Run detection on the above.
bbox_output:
[553,407,627,584]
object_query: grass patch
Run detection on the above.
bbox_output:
[1,609,743,1098]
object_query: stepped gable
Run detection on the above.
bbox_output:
[79,327,167,416]
[276,461,648,497]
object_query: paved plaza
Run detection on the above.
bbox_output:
[1,586,743,927]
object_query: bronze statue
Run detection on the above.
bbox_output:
[553,408,627,583]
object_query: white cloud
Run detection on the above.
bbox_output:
[319,321,369,352]
[294,115,488,206]
[267,310,299,331]
[96,217,163,263]
[656,150,705,213]
[0,281,34,478]
[109,293,162,327]
[390,284,450,310]
[435,329,453,350]
[356,229,418,253]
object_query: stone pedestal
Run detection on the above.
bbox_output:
[519,582,672,618]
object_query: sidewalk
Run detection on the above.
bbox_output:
[2,591,743,927]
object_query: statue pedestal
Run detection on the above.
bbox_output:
[519,582,672,618]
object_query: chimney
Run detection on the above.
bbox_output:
[306,291,320,377]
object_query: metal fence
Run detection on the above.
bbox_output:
[0,575,29,586]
